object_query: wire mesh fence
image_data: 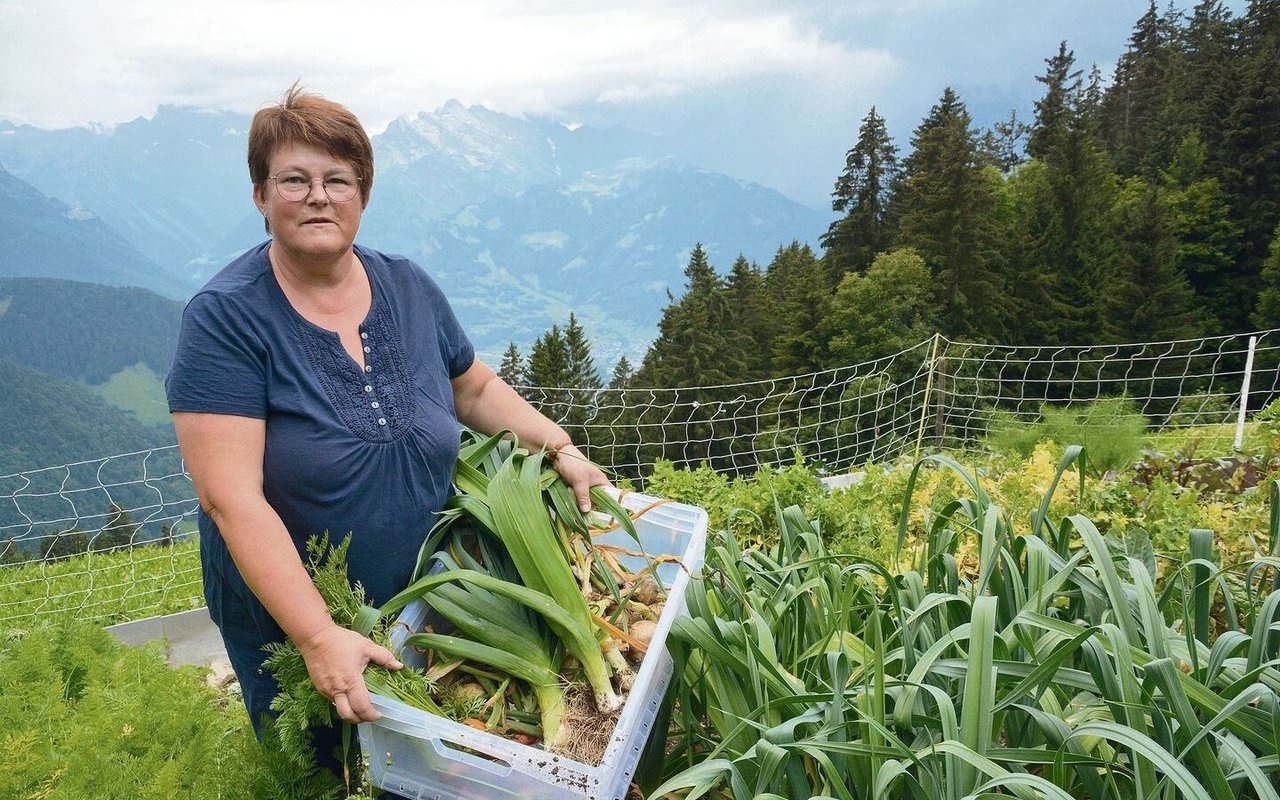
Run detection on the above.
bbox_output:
[2,329,1277,628]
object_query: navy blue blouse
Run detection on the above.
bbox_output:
[166,241,474,613]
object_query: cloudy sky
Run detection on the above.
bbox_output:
[0,0,1248,209]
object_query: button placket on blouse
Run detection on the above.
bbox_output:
[360,326,389,429]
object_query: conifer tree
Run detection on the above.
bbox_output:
[1018,45,1118,344]
[1029,42,1081,164]
[1179,0,1240,156]
[893,87,1008,340]
[1101,1,1181,174]
[563,313,602,391]
[766,242,830,375]
[723,255,774,381]
[1102,177,1204,342]
[821,107,899,282]
[636,244,736,388]
[1162,131,1244,334]
[1251,223,1280,328]
[94,502,138,552]
[1220,0,1280,329]
[608,356,634,390]
[498,342,527,388]
[986,109,1031,173]
[527,325,571,390]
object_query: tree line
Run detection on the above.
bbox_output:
[496,1,1280,476]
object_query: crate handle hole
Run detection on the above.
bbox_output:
[431,739,515,777]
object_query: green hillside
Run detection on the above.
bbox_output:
[0,360,175,476]
[0,276,183,383]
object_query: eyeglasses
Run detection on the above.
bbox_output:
[268,171,361,203]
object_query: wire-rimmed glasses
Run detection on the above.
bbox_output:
[268,171,361,203]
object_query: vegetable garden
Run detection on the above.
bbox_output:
[5,331,1280,798]
[6,410,1280,797]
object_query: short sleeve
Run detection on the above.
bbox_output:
[437,295,475,379]
[165,291,269,418]
[411,267,474,379]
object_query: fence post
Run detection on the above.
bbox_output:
[1234,335,1258,451]
[915,333,942,461]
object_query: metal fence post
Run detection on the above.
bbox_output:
[1235,335,1258,451]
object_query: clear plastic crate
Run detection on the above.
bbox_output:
[358,489,708,800]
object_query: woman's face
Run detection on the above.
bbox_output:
[254,141,365,264]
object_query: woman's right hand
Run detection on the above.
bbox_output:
[297,623,403,724]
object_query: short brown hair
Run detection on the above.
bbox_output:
[247,82,374,209]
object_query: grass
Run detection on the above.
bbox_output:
[0,538,203,628]
[85,362,173,427]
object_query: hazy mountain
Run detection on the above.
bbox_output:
[393,158,825,363]
[0,108,251,288]
[0,166,188,297]
[0,102,832,361]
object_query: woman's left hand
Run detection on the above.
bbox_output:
[552,444,610,512]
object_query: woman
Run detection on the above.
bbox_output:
[165,85,606,768]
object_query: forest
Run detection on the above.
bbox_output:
[501,0,1280,394]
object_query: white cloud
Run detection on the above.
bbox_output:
[0,0,889,130]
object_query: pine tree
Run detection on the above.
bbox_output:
[1251,222,1280,328]
[527,325,571,389]
[94,502,138,552]
[498,342,527,388]
[1102,177,1204,342]
[1220,0,1280,330]
[893,87,1008,340]
[563,314,602,391]
[766,242,830,375]
[608,356,634,389]
[820,107,899,282]
[723,255,774,381]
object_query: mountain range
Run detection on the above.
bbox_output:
[0,102,832,364]
[0,101,832,471]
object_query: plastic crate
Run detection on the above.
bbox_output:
[358,489,708,800]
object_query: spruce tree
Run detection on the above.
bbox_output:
[1251,222,1280,328]
[608,356,634,389]
[893,87,1008,340]
[1162,131,1244,334]
[987,109,1031,173]
[1102,177,1204,342]
[636,244,736,388]
[723,255,774,381]
[1101,1,1181,174]
[1017,44,1118,344]
[94,502,138,552]
[821,107,900,282]
[563,314,602,391]
[527,324,571,395]
[498,342,527,387]
[1029,42,1082,164]
[766,242,830,375]
[1221,0,1280,330]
